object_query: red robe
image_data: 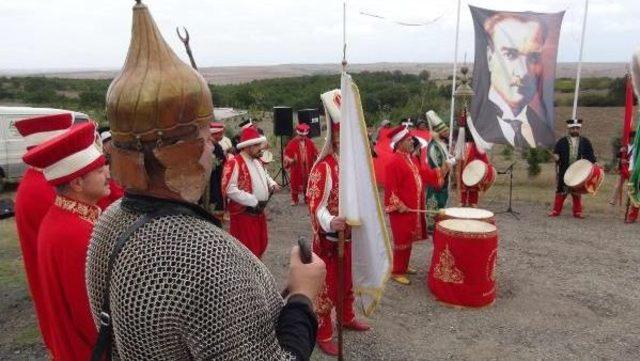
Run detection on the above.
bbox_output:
[306,154,355,342]
[96,179,124,210]
[384,151,444,275]
[221,154,269,258]
[284,136,318,203]
[460,142,489,207]
[14,167,56,350]
[37,195,101,361]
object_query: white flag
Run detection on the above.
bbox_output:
[339,72,392,315]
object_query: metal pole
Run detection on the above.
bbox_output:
[572,0,589,120]
[446,0,462,204]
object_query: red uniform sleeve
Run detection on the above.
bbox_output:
[419,160,444,190]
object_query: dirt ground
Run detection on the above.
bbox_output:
[1,180,639,360]
[1,106,639,361]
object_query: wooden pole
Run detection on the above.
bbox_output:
[337,230,345,360]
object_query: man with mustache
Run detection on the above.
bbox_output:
[222,126,281,258]
[473,12,555,149]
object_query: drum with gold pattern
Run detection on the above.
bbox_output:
[438,207,496,224]
[428,219,498,307]
[563,159,604,195]
[462,160,496,192]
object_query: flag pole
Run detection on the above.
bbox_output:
[338,3,346,360]
[446,0,462,204]
[572,0,589,120]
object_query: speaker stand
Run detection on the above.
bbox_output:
[495,163,520,220]
[274,136,290,187]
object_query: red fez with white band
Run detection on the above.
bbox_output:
[14,113,73,150]
[236,126,267,149]
[210,122,225,134]
[23,123,106,186]
[296,123,310,136]
[388,125,411,149]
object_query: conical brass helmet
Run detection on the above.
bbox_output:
[107,0,213,201]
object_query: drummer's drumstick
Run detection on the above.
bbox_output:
[406,208,430,214]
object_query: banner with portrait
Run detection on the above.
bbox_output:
[469,6,564,149]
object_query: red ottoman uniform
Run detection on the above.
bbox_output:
[222,127,277,259]
[284,123,318,204]
[37,196,102,361]
[23,122,107,360]
[13,112,73,351]
[460,142,489,207]
[385,149,444,276]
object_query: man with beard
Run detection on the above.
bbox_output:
[222,126,281,258]
[24,123,110,360]
[284,123,318,205]
[473,13,554,148]
[548,119,596,218]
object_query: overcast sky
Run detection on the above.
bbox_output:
[0,0,637,71]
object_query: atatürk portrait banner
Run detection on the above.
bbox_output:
[470,6,564,149]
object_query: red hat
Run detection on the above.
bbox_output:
[388,125,411,149]
[236,126,267,149]
[295,123,310,135]
[23,123,106,186]
[210,122,225,134]
[14,113,73,149]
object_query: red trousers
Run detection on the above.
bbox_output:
[389,213,422,275]
[230,212,268,258]
[460,187,479,207]
[314,236,355,342]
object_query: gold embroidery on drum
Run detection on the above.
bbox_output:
[486,249,498,282]
[434,246,464,284]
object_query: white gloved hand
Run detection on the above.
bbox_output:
[445,157,457,166]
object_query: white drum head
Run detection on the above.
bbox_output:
[443,207,494,220]
[462,160,487,187]
[439,219,497,233]
[564,159,593,187]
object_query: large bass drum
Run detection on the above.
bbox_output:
[563,159,604,195]
[462,160,496,192]
[438,207,496,224]
[428,219,498,307]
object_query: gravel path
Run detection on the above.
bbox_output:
[1,192,638,360]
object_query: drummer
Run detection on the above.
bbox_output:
[459,118,491,208]
[549,118,597,218]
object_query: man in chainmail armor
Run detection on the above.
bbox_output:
[85,2,324,360]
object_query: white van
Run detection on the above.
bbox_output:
[0,106,90,188]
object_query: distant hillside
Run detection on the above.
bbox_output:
[2,62,627,85]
